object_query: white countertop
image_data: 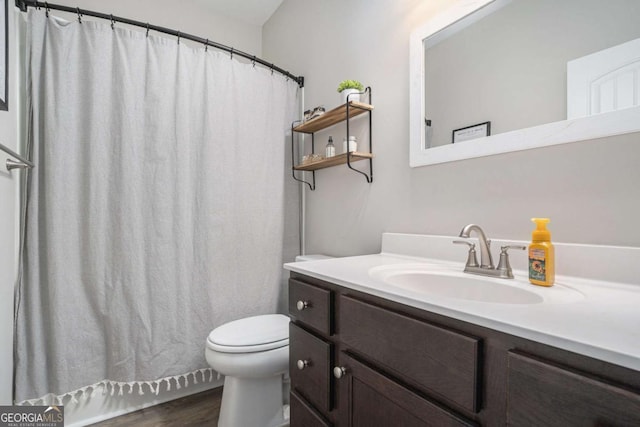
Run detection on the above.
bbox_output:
[284,233,640,371]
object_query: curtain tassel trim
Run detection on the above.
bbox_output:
[16,368,218,406]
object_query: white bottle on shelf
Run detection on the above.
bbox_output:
[342,136,357,153]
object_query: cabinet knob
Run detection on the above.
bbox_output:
[296,300,310,311]
[297,359,310,370]
[333,366,348,379]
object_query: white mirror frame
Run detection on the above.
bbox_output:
[409,0,640,167]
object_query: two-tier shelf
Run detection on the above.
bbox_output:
[291,88,373,190]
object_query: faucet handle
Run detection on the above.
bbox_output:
[496,245,526,278]
[453,240,474,248]
[501,245,526,252]
[453,240,479,268]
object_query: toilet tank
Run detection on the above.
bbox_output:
[295,254,333,262]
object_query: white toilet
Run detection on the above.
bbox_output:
[206,314,290,427]
[205,255,331,427]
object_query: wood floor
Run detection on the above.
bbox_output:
[90,387,222,426]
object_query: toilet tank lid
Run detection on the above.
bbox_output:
[207,314,289,347]
[295,254,333,262]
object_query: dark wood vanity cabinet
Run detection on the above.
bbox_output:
[335,352,475,427]
[506,352,640,426]
[288,272,640,426]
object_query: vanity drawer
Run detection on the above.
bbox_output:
[507,351,640,426]
[289,279,333,335]
[339,295,481,413]
[290,323,333,413]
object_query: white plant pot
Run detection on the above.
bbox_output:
[341,88,361,104]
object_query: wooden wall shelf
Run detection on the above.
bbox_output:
[293,102,374,134]
[293,152,374,171]
[290,88,374,190]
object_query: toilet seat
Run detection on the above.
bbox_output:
[207,314,289,354]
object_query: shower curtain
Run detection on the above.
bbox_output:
[15,10,298,403]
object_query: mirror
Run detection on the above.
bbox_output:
[409,0,640,167]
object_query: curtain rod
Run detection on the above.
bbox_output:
[0,142,34,170]
[15,0,305,88]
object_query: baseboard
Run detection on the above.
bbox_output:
[64,378,224,426]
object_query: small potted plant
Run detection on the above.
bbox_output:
[337,80,365,104]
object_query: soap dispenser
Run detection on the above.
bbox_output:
[528,218,555,287]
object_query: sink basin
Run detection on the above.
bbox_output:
[369,264,583,305]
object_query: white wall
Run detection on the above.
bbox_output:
[263,0,640,258]
[2,0,263,420]
[56,0,262,55]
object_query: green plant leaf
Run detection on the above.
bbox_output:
[337,79,364,92]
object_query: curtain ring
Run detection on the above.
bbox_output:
[110,14,115,30]
[145,23,150,37]
[252,56,256,68]
[270,64,274,75]
[230,48,234,60]
[205,39,208,52]
[76,7,82,24]
[177,31,181,45]
[45,2,50,18]
[34,1,40,10]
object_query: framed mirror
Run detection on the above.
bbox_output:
[409,0,640,167]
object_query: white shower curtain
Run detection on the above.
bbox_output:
[15,10,298,403]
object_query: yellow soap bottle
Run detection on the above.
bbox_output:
[528,218,555,287]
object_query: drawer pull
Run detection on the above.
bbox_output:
[297,359,311,370]
[296,300,310,311]
[333,366,348,379]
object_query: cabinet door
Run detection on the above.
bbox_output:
[290,323,333,413]
[291,391,333,427]
[507,351,640,426]
[335,353,476,427]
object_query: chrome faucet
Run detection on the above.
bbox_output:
[458,224,494,268]
[454,224,525,279]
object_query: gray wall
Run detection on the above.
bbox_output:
[263,0,640,258]
[425,0,640,146]
[54,0,263,55]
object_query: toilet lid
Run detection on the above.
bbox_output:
[206,314,289,354]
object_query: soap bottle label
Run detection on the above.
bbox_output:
[529,248,546,281]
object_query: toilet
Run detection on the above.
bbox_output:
[206,314,290,427]
[205,255,331,427]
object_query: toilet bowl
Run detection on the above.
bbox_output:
[205,314,290,427]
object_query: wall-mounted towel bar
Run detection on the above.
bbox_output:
[0,142,34,171]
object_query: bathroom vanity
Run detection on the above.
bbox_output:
[285,234,640,426]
